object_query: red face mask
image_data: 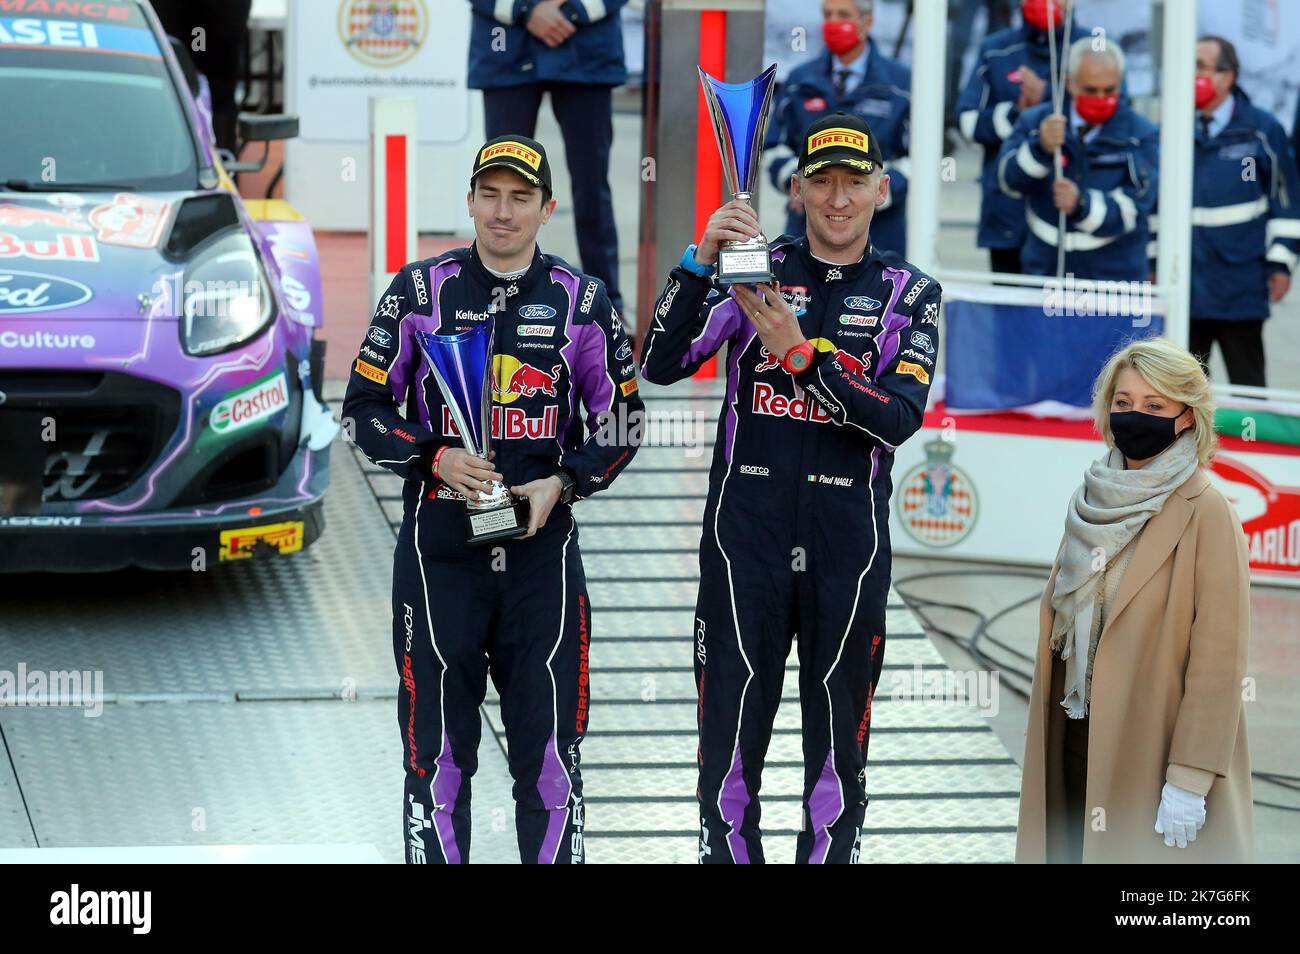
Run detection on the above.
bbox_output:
[1075,93,1119,125]
[822,19,861,56]
[1194,75,1217,109]
[1021,0,1063,32]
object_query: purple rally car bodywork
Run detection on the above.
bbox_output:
[0,0,337,571]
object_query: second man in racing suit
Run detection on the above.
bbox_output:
[642,112,941,863]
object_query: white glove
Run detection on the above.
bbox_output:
[1153,781,1206,848]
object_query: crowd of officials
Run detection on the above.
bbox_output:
[466,0,1299,387]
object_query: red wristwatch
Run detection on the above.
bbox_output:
[781,341,816,375]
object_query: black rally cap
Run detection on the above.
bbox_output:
[797,112,884,177]
[470,134,553,194]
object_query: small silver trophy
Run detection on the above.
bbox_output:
[698,63,779,284]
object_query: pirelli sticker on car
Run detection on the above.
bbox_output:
[620,378,639,396]
[897,360,930,384]
[219,521,304,561]
[355,358,389,384]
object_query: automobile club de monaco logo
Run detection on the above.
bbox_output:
[896,438,978,547]
[338,0,428,68]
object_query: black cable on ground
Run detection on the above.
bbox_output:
[892,568,1299,813]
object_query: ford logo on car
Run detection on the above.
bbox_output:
[0,270,93,314]
[368,327,392,347]
[843,295,881,312]
[518,303,557,319]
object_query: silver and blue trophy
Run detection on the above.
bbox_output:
[415,322,530,545]
[698,63,779,284]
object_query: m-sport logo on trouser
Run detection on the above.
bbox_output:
[570,791,585,864]
[407,794,432,864]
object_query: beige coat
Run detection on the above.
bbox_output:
[1016,468,1255,863]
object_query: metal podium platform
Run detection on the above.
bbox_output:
[0,377,1020,863]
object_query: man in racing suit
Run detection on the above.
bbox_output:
[641,112,941,863]
[342,135,643,863]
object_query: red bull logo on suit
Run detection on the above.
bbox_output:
[494,354,561,402]
[442,404,559,440]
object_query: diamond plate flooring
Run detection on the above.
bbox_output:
[344,376,1021,863]
[0,377,1021,863]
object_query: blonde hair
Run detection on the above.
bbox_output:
[1092,337,1218,465]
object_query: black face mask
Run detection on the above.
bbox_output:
[1109,410,1184,461]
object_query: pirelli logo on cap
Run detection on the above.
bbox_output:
[480,140,542,170]
[355,358,389,385]
[807,127,870,155]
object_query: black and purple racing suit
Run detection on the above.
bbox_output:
[342,242,642,863]
[641,235,941,863]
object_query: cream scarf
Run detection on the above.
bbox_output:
[1049,431,1199,718]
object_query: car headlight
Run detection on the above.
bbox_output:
[181,230,275,356]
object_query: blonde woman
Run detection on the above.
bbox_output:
[1017,337,1254,863]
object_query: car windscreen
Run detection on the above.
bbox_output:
[0,13,198,190]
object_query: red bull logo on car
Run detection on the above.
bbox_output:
[0,231,98,262]
[0,204,89,231]
[494,354,560,402]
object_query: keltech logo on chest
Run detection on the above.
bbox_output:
[807,127,870,155]
[479,140,542,170]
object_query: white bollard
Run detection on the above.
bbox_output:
[368,96,419,308]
